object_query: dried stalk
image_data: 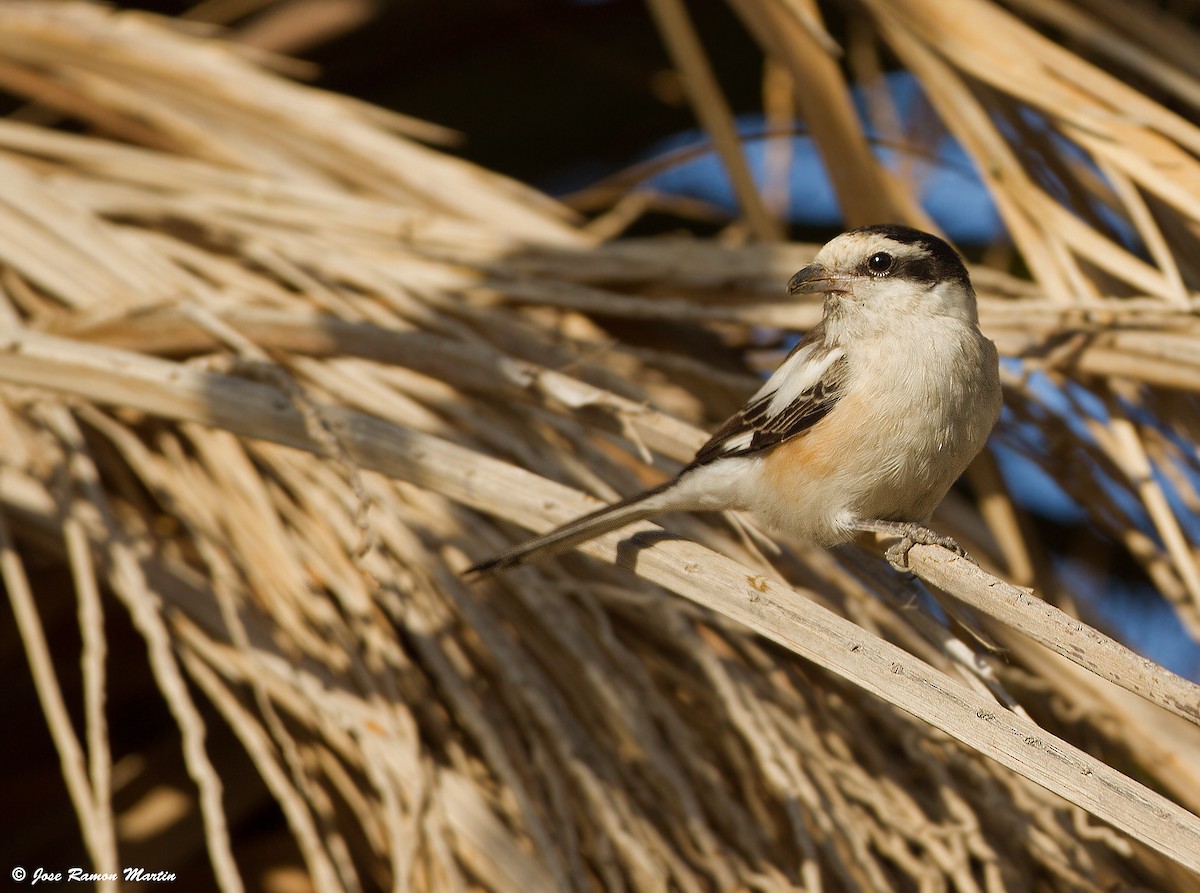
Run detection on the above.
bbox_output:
[3,326,1200,873]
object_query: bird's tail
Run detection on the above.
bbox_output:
[465,482,677,578]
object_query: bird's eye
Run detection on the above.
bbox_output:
[867,252,894,276]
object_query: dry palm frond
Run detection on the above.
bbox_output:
[4,2,1200,892]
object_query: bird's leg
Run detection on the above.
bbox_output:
[852,519,974,572]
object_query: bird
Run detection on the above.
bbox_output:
[467,224,1002,578]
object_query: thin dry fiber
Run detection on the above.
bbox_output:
[2,2,1200,892]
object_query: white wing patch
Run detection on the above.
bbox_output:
[719,430,755,453]
[684,333,849,468]
[763,345,845,418]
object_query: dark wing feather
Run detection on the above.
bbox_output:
[689,342,848,468]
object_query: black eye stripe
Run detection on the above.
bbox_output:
[900,257,938,283]
[859,252,940,283]
[847,224,971,287]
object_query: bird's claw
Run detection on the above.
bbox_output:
[883,525,975,572]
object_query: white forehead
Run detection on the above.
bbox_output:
[813,231,930,270]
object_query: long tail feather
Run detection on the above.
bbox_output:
[466,483,675,577]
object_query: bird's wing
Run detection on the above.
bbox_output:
[689,328,849,467]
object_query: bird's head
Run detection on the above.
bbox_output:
[788,225,978,338]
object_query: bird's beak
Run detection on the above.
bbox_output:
[787,264,849,295]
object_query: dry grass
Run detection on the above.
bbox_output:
[4,1,1200,891]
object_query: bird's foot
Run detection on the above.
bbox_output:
[854,520,974,572]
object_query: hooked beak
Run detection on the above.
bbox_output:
[787,264,850,296]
